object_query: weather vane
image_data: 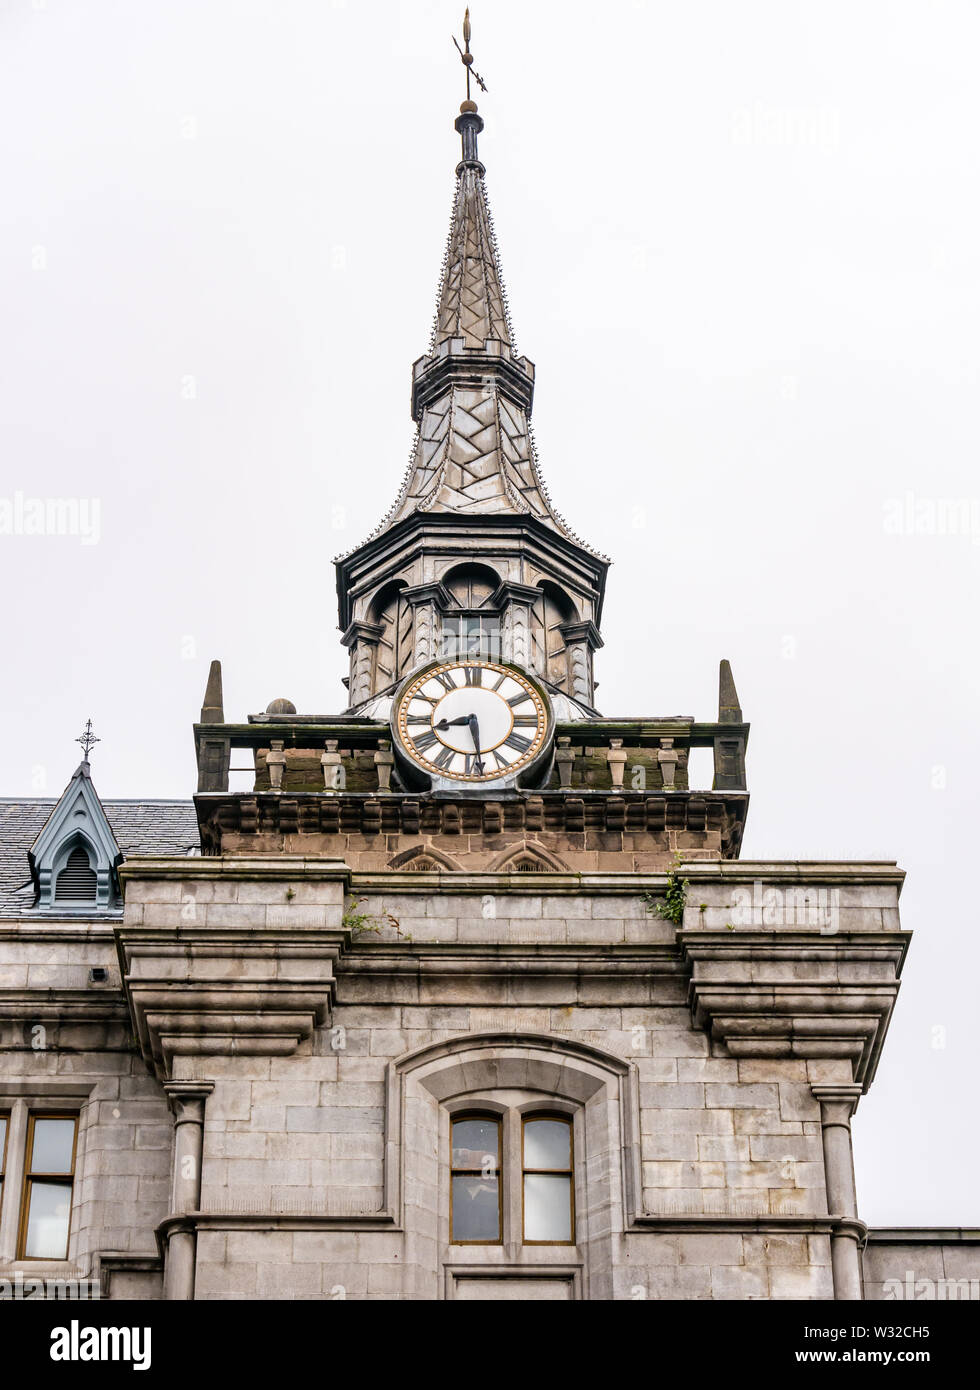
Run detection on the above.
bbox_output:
[453,7,488,102]
[76,719,100,761]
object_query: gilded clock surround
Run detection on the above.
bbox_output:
[394,659,550,784]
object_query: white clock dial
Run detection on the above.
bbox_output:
[394,660,549,783]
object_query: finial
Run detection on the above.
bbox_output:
[718,660,743,724]
[452,8,487,173]
[200,658,225,725]
[76,718,100,763]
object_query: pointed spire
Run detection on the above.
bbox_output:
[432,162,511,350]
[200,660,224,724]
[718,660,743,724]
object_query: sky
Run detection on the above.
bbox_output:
[1,0,978,1227]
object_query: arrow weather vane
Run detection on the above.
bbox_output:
[76,719,100,761]
[453,8,488,101]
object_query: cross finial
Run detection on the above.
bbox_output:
[76,719,100,762]
[453,7,488,111]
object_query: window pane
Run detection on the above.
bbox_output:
[0,1116,6,1170]
[24,1181,72,1258]
[452,1118,498,1171]
[31,1118,75,1173]
[452,1176,500,1242]
[524,1118,570,1170]
[524,1174,572,1242]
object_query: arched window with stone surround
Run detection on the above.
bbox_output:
[369,580,414,692]
[532,580,578,692]
[439,563,502,662]
[391,1034,639,1299]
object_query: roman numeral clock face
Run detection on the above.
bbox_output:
[393,661,551,785]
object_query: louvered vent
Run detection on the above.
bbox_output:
[513,859,540,872]
[55,847,97,903]
[406,857,437,871]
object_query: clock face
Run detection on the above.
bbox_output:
[394,660,550,783]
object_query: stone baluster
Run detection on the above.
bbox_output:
[374,739,395,792]
[321,739,343,792]
[607,738,627,790]
[555,736,575,789]
[658,737,680,789]
[266,739,286,792]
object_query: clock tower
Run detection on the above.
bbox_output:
[115,21,914,1304]
[334,103,607,722]
[190,84,750,865]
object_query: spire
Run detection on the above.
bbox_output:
[200,659,225,724]
[356,14,600,555]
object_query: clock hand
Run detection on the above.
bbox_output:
[434,715,473,730]
[468,715,484,773]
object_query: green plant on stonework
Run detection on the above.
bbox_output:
[643,854,690,926]
[343,897,412,941]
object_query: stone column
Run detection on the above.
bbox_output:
[163,1080,214,1301]
[558,620,603,707]
[403,583,453,667]
[0,1100,28,1261]
[340,621,384,706]
[812,1083,865,1300]
[496,582,540,671]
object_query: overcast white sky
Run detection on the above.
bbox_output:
[1,0,978,1227]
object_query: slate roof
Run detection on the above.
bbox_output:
[0,798,199,919]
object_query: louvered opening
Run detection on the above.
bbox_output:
[513,858,540,873]
[405,857,437,872]
[55,847,97,903]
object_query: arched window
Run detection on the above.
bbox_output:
[448,1108,575,1247]
[450,1114,501,1244]
[54,847,97,904]
[534,581,578,691]
[440,563,502,662]
[369,581,413,691]
[522,1115,574,1244]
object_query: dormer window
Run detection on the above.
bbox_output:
[54,846,97,904]
[29,759,121,914]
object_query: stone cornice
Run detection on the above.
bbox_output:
[558,619,604,651]
[680,927,908,1089]
[189,792,750,858]
[627,1213,867,1240]
[339,619,384,650]
[866,1228,980,1244]
[677,860,905,889]
[118,855,352,884]
[115,859,351,1081]
[410,340,535,422]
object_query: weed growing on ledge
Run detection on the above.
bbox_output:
[643,855,690,926]
[343,898,411,941]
